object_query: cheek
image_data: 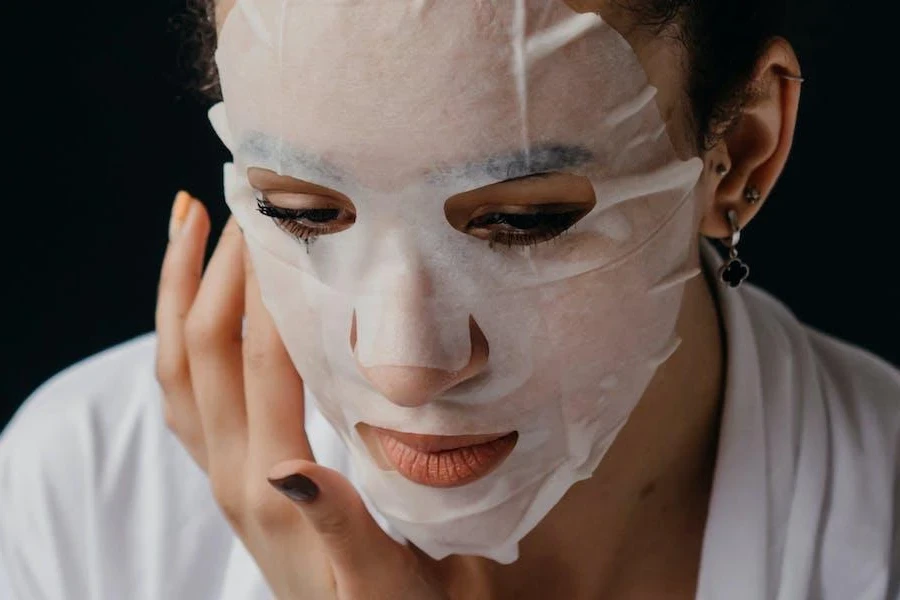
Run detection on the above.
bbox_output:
[248,244,351,423]
[531,265,686,420]
[534,266,684,370]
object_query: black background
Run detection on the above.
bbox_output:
[3,0,898,429]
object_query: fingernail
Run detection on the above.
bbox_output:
[268,473,319,503]
[169,190,193,241]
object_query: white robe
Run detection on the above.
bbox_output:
[2,247,898,600]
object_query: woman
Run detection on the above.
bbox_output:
[1,0,897,598]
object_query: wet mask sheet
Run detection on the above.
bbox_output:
[211,0,703,563]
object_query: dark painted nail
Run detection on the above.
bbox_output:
[267,473,319,503]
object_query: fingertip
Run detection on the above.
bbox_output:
[268,462,404,575]
[160,194,212,292]
[168,191,192,241]
[267,460,324,506]
[169,191,211,244]
[268,472,319,503]
[186,194,212,237]
[269,463,366,516]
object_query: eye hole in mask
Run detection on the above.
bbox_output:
[249,167,597,248]
[256,193,588,249]
[465,204,590,248]
[255,195,356,242]
[446,170,597,248]
[248,167,358,244]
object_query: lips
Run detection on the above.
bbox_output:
[367,426,518,488]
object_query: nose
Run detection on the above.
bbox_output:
[351,313,489,407]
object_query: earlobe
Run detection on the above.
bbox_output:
[699,37,803,240]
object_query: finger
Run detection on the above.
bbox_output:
[243,245,314,475]
[156,191,209,393]
[266,460,413,581]
[155,191,211,468]
[184,215,249,473]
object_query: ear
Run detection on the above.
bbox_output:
[698,37,802,239]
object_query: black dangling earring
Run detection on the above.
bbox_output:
[718,209,750,289]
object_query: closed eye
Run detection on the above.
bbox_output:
[465,206,588,248]
[255,195,355,243]
[444,170,596,249]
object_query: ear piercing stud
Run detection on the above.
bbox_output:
[745,186,762,205]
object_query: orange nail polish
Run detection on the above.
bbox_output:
[169,190,193,241]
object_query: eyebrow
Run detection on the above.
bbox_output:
[239,132,348,186]
[426,144,594,184]
[238,132,593,187]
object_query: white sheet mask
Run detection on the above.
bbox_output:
[211,0,704,563]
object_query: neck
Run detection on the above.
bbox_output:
[422,250,727,599]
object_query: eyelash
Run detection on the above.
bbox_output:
[467,211,581,249]
[255,196,342,245]
[255,195,581,249]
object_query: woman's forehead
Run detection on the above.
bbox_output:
[217,1,657,188]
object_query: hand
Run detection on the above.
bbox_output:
[154,192,450,599]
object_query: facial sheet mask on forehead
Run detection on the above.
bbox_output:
[212,0,704,563]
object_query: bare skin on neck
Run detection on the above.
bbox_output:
[411,262,725,599]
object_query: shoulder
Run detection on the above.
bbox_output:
[741,284,900,446]
[4,333,159,431]
[0,334,234,599]
[0,333,176,491]
[0,333,164,484]
[739,285,900,596]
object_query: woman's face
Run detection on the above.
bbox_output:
[212,0,709,390]
[211,0,718,560]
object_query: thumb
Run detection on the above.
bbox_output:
[266,460,408,575]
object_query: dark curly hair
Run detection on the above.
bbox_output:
[184,0,798,151]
